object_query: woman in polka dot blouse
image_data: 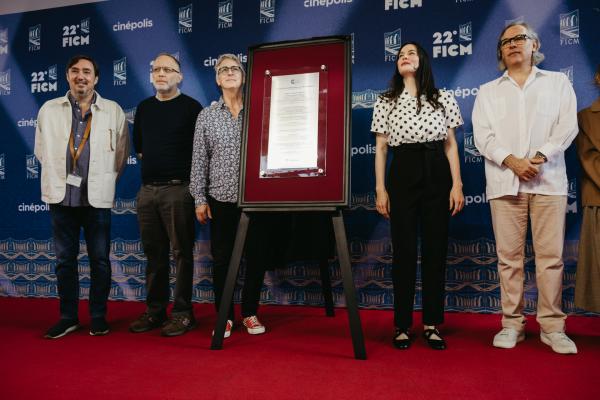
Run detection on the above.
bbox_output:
[371,41,465,351]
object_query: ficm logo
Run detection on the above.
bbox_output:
[463,132,482,163]
[0,69,10,96]
[567,179,577,214]
[0,153,5,180]
[31,65,58,94]
[433,22,473,58]
[26,154,39,179]
[0,27,8,55]
[560,10,579,46]
[179,4,193,33]
[384,28,401,62]
[384,0,422,11]
[218,0,233,29]
[124,107,136,125]
[114,57,127,86]
[62,18,90,47]
[260,0,275,24]
[560,66,574,85]
[352,89,384,109]
[29,25,41,51]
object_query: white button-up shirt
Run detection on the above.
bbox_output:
[472,67,578,200]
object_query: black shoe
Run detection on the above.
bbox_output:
[129,312,166,333]
[423,328,447,350]
[44,319,80,339]
[90,317,110,336]
[161,314,197,337]
[393,328,412,350]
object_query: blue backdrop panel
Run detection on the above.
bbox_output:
[0,0,598,315]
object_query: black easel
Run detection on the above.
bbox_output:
[210,207,366,360]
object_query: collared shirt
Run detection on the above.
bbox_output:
[189,97,243,205]
[370,89,463,144]
[472,67,578,200]
[62,92,97,206]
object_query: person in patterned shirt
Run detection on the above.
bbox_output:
[190,54,266,338]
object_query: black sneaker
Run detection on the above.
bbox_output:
[161,314,197,337]
[44,319,80,339]
[129,312,166,333]
[90,317,110,336]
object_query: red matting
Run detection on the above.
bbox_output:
[241,38,349,206]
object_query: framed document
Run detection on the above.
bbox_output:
[239,36,351,207]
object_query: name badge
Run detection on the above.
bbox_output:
[66,173,83,188]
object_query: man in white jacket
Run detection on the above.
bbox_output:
[34,55,129,339]
[472,23,578,354]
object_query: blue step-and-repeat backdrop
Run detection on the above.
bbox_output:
[0,0,598,314]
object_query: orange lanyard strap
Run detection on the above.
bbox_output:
[68,114,93,173]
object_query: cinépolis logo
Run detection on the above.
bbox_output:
[113,18,153,32]
[29,24,41,51]
[260,0,275,24]
[62,18,90,47]
[18,202,49,213]
[218,0,233,29]
[432,21,472,58]
[304,0,352,8]
[384,28,401,62]
[113,57,127,86]
[179,4,193,33]
[30,65,58,94]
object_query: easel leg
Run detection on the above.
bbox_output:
[319,258,335,317]
[332,210,367,360]
[210,212,250,350]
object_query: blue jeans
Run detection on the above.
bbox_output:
[50,205,112,320]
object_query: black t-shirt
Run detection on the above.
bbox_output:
[133,93,202,183]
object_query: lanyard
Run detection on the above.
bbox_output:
[68,114,93,173]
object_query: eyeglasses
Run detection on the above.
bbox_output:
[150,66,180,74]
[217,65,242,75]
[499,34,530,48]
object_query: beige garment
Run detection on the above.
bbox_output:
[575,206,600,312]
[490,193,567,333]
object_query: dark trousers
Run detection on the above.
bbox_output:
[50,204,112,320]
[208,196,266,319]
[137,184,195,317]
[387,142,451,329]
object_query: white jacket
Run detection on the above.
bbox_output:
[34,92,130,208]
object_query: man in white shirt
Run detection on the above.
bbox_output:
[472,22,578,354]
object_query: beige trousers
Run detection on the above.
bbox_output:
[490,193,567,333]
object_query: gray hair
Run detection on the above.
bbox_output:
[496,22,545,71]
[214,53,245,80]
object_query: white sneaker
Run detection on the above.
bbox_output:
[540,331,578,354]
[242,315,266,335]
[493,327,525,349]
[212,320,233,338]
